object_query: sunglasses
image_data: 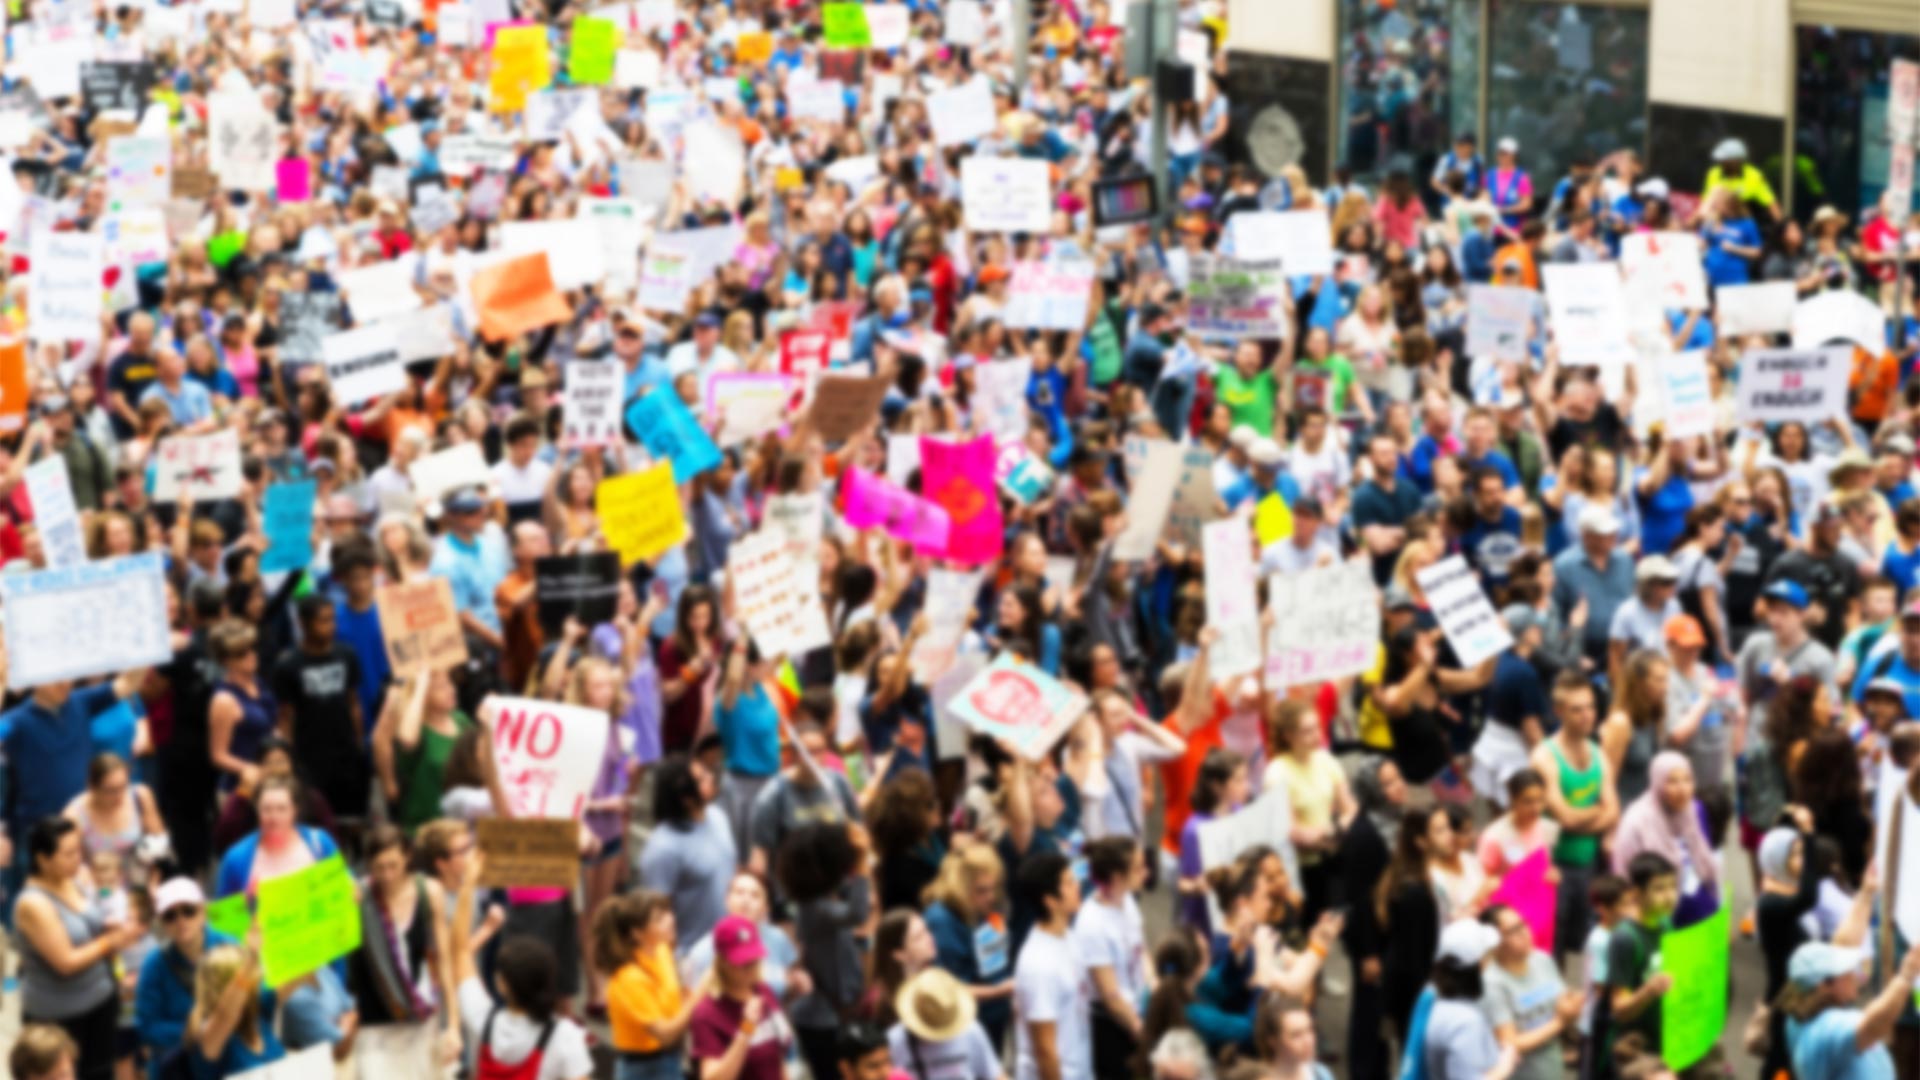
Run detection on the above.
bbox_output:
[162,905,202,923]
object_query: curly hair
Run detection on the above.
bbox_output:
[775,821,862,904]
[866,768,937,858]
[1763,675,1825,763]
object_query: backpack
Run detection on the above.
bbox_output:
[474,1008,556,1080]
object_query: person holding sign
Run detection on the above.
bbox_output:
[374,671,477,831]
[450,854,594,1080]
[212,777,344,899]
[1778,940,1920,1080]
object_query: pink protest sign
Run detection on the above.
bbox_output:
[919,433,1002,565]
[843,467,951,550]
[276,159,311,203]
[1487,847,1556,954]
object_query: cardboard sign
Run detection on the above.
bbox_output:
[533,553,621,636]
[0,552,171,689]
[1541,262,1632,367]
[1186,255,1287,339]
[28,231,105,343]
[1113,438,1184,560]
[1735,347,1852,425]
[960,156,1052,234]
[257,856,361,987]
[706,373,791,446]
[25,456,85,569]
[1266,559,1378,688]
[561,361,623,447]
[1415,554,1513,667]
[1465,284,1534,362]
[1661,350,1715,440]
[728,530,833,658]
[488,696,611,819]
[378,577,470,678]
[323,325,407,405]
[154,430,244,503]
[261,480,317,574]
[597,463,687,565]
[1714,281,1795,337]
[476,818,579,887]
[945,653,1088,761]
[807,372,892,442]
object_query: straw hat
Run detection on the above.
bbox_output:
[896,969,977,1043]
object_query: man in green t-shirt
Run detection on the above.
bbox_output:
[1293,326,1370,425]
[1214,340,1279,437]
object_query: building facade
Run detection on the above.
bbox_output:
[1224,0,1919,221]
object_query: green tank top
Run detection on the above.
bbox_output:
[1549,738,1602,865]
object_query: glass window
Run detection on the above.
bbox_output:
[1792,27,1920,222]
[1484,2,1650,202]
[1335,0,1480,184]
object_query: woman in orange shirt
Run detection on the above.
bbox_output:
[595,892,704,1080]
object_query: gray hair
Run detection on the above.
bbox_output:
[1148,1029,1214,1080]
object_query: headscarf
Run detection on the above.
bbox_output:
[1352,756,1403,846]
[1758,827,1800,886]
[1612,752,1719,888]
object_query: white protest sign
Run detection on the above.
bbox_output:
[728,530,833,658]
[1113,438,1184,560]
[1197,787,1298,900]
[1465,285,1534,362]
[1186,256,1288,339]
[25,456,85,568]
[577,197,653,287]
[910,567,984,682]
[378,304,459,363]
[1660,350,1715,440]
[928,78,994,147]
[972,358,1032,443]
[28,231,104,343]
[1003,260,1094,331]
[1541,262,1632,367]
[563,361,624,447]
[655,224,742,281]
[322,325,407,406]
[1792,288,1886,352]
[208,94,277,192]
[615,48,663,90]
[708,374,790,446]
[1202,518,1261,678]
[336,255,424,323]
[944,0,985,45]
[960,156,1052,234]
[106,136,171,210]
[410,442,492,505]
[487,696,612,819]
[1620,231,1708,311]
[1,552,171,689]
[681,122,745,206]
[106,208,169,267]
[789,80,846,122]
[1714,281,1796,337]
[1266,560,1378,689]
[1735,347,1852,426]
[1227,208,1334,276]
[154,430,245,503]
[1415,554,1513,668]
[865,3,910,47]
[439,134,519,173]
[636,246,695,313]
[229,1045,332,1080]
[825,154,880,192]
[499,219,608,290]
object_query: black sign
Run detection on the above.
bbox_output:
[366,0,406,27]
[280,291,343,364]
[535,554,622,636]
[81,62,154,116]
[1092,174,1158,227]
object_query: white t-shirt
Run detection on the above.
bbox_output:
[1072,894,1148,1006]
[457,976,593,1080]
[492,456,553,508]
[887,1022,999,1080]
[1013,928,1092,1080]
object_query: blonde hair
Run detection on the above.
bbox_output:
[9,1025,77,1080]
[564,655,629,717]
[921,842,1004,926]
[189,946,261,1049]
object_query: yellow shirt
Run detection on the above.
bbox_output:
[1701,164,1777,211]
[608,943,682,1053]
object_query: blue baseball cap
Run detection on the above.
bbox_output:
[1762,581,1808,610]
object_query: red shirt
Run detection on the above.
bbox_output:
[689,986,790,1080]
[1158,689,1228,856]
[1863,218,1901,284]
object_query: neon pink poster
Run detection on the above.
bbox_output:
[918,434,1002,565]
[1487,847,1557,954]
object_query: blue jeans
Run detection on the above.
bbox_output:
[615,1052,684,1080]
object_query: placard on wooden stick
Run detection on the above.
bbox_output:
[476,818,579,888]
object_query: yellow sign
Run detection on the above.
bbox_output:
[489,25,553,113]
[1254,492,1293,546]
[598,462,688,565]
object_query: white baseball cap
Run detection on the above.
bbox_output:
[155,878,206,917]
[1438,920,1501,966]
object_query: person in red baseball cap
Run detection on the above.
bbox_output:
[689,916,792,1080]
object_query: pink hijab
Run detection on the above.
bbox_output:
[1611,752,1717,887]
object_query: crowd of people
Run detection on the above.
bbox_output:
[0,1,1915,1080]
